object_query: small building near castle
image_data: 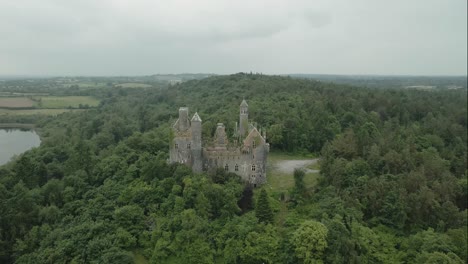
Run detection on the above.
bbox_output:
[169,100,269,186]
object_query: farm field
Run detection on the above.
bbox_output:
[0,96,100,109]
[0,97,34,108]
[36,96,100,108]
[0,109,84,116]
[0,92,49,97]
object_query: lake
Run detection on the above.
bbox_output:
[0,129,41,165]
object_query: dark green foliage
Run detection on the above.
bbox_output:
[0,74,466,263]
[255,189,274,224]
[293,168,305,194]
[238,185,254,213]
[290,168,306,206]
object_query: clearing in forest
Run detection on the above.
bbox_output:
[266,152,320,194]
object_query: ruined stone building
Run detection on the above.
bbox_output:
[169,100,269,186]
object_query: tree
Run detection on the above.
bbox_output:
[268,124,284,149]
[238,185,254,213]
[292,220,328,264]
[291,168,306,206]
[294,168,305,194]
[255,189,273,224]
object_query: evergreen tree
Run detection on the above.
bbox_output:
[255,189,273,224]
[293,168,305,194]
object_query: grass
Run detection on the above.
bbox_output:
[0,109,84,116]
[268,151,316,162]
[36,96,100,108]
[306,162,320,170]
[266,153,321,194]
[267,170,320,194]
[0,96,100,110]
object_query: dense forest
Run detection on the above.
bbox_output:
[0,73,466,263]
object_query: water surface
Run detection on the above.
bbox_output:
[0,129,41,165]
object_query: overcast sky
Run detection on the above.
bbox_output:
[0,0,466,76]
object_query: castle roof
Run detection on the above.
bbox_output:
[191,112,202,122]
[240,99,248,107]
[243,127,265,146]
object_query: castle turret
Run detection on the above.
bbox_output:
[170,107,191,165]
[239,99,249,138]
[191,112,202,172]
[178,107,189,131]
[215,123,228,148]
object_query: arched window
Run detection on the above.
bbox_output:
[235,164,239,171]
[251,165,256,171]
[175,143,178,149]
[225,164,229,171]
[187,143,191,149]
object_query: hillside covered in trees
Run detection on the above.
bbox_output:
[0,73,466,263]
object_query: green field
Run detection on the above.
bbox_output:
[0,109,83,116]
[36,96,100,108]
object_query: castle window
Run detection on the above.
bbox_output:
[252,141,256,149]
[187,143,191,149]
[235,164,239,171]
[252,165,256,171]
[175,143,178,149]
[225,164,229,171]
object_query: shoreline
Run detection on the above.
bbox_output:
[0,123,35,129]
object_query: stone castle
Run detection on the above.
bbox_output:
[169,100,269,186]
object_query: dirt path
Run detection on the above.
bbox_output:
[275,159,319,174]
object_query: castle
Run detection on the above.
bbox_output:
[169,100,269,186]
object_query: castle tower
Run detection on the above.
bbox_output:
[191,112,203,172]
[169,107,192,165]
[178,107,189,131]
[239,99,249,138]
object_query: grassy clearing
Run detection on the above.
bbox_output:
[0,109,83,116]
[267,169,320,194]
[266,153,321,194]
[268,151,316,162]
[306,162,320,170]
[36,96,100,108]
[0,97,35,108]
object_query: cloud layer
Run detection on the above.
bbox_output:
[0,0,466,75]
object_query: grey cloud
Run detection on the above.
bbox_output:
[302,11,333,28]
[0,0,466,76]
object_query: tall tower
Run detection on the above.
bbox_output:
[170,107,191,165]
[239,99,249,138]
[191,112,203,172]
[178,107,189,131]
